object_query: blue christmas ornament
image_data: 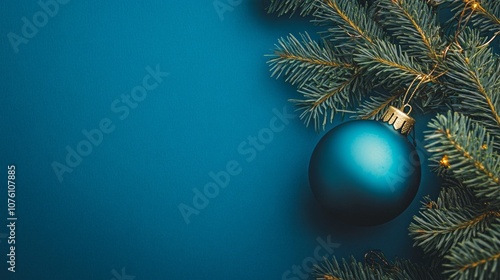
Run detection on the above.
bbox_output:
[309,106,421,226]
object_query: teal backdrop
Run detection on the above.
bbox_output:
[0,1,440,279]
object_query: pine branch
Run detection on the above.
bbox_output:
[267,0,317,16]
[268,33,354,89]
[444,222,500,280]
[354,39,431,89]
[391,258,443,280]
[312,0,386,48]
[315,255,440,280]
[443,30,500,149]
[446,0,500,34]
[410,203,498,257]
[314,256,388,280]
[268,32,369,129]
[291,70,367,130]
[433,179,478,209]
[425,112,500,201]
[358,90,400,120]
[375,0,445,63]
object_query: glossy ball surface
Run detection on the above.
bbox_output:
[309,120,421,225]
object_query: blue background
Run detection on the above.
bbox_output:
[0,1,439,279]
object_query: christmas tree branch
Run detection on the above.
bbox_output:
[292,71,364,129]
[410,205,499,256]
[445,32,500,126]
[268,0,317,16]
[269,33,354,88]
[313,0,385,47]
[426,112,500,200]
[432,179,478,209]
[464,0,500,27]
[447,0,500,34]
[359,92,400,120]
[315,255,439,280]
[375,0,444,63]
[444,222,500,279]
[355,39,433,89]
[442,129,499,184]
[314,256,386,280]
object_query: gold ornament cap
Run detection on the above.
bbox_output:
[380,105,415,135]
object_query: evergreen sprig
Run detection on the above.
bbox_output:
[267,0,317,16]
[375,0,445,63]
[446,0,500,34]
[354,39,429,88]
[443,30,500,149]
[425,112,500,200]
[410,202,495,257]
[315,256,386,280]
[268,0,499,129]
[444,222,500,279]
[433,179,477,209]
[269,33,353,89]
[269,33,370,129]
[314,255,440,280]
[313,0,386,47]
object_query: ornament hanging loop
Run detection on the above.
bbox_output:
[401,104,412,115]
[401,75,421,107]
[383,74,425,135]
[400,73,428,110]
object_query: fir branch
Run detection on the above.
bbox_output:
[425,112,500,200]
[446,0,500,34]
[411,179,496,259]
[444,222,500,280]
[291,70,366,130]
[268,33,354,88]
[375,0,445,63]
[314,256,387,280]
[267,0,317,16]
[358,91,400,120]
[313,0,385,47]
[315,255,440,280]
[443,31,500,147]
[433,179,478,209]
[391,258,442,280]
[354,39,431,89]
[410,204,499,257]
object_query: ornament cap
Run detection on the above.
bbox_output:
[380,105,415,135]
